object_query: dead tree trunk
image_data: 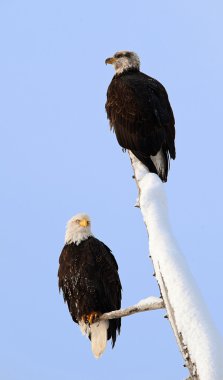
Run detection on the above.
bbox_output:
[125,151,222,380]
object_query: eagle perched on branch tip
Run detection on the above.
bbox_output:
[105,51,176,182]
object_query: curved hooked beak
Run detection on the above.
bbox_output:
[105,57,116,65]
[79,219,88,227]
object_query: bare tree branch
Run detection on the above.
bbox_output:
[100,296,164,320]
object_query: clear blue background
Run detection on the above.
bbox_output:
[1,1,222,379]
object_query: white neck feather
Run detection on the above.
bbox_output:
[115,62,135,75]
[65,230,92,245]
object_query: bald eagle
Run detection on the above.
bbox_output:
[105,51,176,182]
[58,213,122,358]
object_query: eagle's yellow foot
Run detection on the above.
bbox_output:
[83,312,101,325]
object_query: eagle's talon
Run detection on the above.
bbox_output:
[83,311,102,325]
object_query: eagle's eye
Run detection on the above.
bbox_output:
[115,53,123,59]
[87,221,90,226]
[75,219,80,224]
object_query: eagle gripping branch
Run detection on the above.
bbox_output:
[99,296,164,321]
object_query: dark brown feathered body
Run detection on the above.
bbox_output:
[105,69,176,182]
[58,236,122,347]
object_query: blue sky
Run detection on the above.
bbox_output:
[1,1,222,379]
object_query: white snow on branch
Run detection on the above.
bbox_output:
[129,152,223,380]
[100,296,164,320]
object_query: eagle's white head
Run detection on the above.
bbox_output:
[65,213,93,245]
[105,51,140,75]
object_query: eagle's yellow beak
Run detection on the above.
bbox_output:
[105,57,116,65]
[79,219,88,227]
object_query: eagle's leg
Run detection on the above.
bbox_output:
[83,312,102,325]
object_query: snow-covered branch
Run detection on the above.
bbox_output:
[128,151,223,380]
[100,296,164,320]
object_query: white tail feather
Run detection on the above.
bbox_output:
[90,320,109,359]
[150,148,165,178]
[78,320,109,359]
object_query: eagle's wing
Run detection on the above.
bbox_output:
[58,244,72,294]
[106,72,175,158]
[88,238,122,312]
[59,242,103,322]
[144,75,175,158]
[88,238,122,346]
[58,244,79,322]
